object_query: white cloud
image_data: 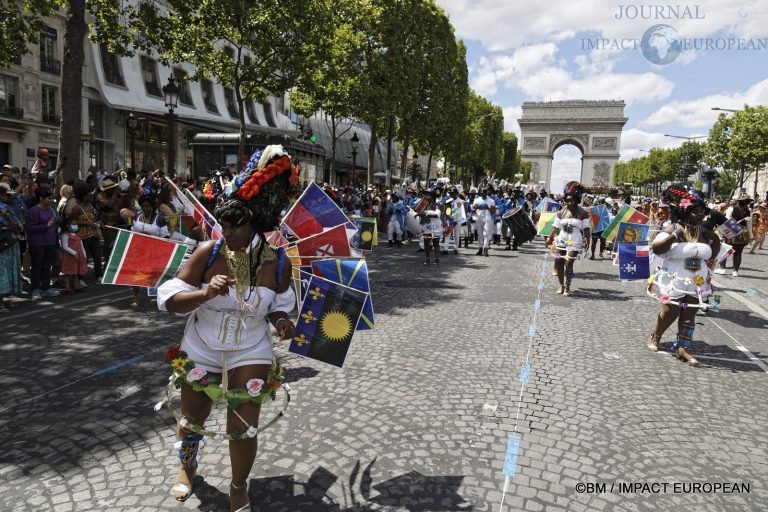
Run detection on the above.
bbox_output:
[642,78,768,128]
[440,0,768,53]
[472,45,674,104]
[502,105,523,139]
[551,145,583,193]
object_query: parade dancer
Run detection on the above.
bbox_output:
[647,184,720,366]
[547,181,590,296]
[510,188,530,251]
[386,194,406,247]
[420,190,443,265]
[157,145,297,511]
[442,188,464,254]
[472,188,495,256]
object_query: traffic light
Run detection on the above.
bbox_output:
[308,129,317,143]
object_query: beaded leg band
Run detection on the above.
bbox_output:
[174,433,204,470]
[671,319,695,351]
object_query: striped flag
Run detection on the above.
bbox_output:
[165,177,222,240]
[102,230,187,288]
[602,204,649,243]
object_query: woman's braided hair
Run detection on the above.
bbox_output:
[563,181,584,203]
[660,183,705,223]
[214,145,300,233]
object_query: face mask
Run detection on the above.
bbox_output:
[69,224,78,232]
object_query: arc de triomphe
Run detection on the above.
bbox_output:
[518,100,627,191]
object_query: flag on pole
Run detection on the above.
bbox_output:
[165,177,222,239]
[102,230,187,287]
[264,230,289,248]
[351,217,376,251]
[616,221,650,243]
[536,212,557,236]
[295,224,353,265]
[310,258,374,330]
[281,182,354,238]
[602,204,649,242]
[289,275,367,367]
[536,199,560,212]
[588,205,611,232]
[413,198,429,215]
[618,242,651,281]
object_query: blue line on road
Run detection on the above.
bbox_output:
[93,356,143,377]
[502,434,521,477]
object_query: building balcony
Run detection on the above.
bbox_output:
[0,105,24,119]
[40,56,61,75]
[42,112,60,125]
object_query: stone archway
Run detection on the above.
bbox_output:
[517,100,627,192]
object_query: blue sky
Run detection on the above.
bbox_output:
[438,0,768,191]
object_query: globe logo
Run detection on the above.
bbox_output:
[641,24,682,65]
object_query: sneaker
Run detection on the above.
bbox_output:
[732,271,739,277]
[42,289,60,297]
[78,279,88,288]
[453,250,459,255]
[31,290,42,300]
[714,268,726,275]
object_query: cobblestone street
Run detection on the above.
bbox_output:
[1,240,767,511]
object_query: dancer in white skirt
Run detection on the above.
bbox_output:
[157,146,297,511]
[647,184,720,365]
[546,181,590,296]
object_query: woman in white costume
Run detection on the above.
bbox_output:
[647,184,720,365]
[547,181,590,296]
[157,146,297,511]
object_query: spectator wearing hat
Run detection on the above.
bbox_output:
[96,176,122,262]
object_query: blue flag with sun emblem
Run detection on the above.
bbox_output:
[310,258,375,331]
[351,217,376,251]
[289,275,367,367]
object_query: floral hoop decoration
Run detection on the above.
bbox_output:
[160,344,291,441]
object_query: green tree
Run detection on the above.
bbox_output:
[92,0,332,171]
[706,105,768,196]
[499,132,519,181]
[290,0,367,179]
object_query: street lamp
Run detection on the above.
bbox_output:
[711,107,740,113]
[350,131,359,186]
[162,75,180,175]
[127,110,137,173]
[664,134,707,182]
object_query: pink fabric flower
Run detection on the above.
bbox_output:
[246,378,264,396]
[187,367,207,382]
[660,294,671,304]
[680,198,691,209]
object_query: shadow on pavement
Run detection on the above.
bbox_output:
[236,461,472,512]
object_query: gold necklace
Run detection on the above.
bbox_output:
[223,237,264,311]
[681,224,701,243]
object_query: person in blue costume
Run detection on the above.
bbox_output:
[386,194,407,247]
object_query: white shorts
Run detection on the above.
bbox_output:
[181,336,273,373]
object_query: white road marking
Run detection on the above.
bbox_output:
[706,317,768,373]
[723,290,768,321]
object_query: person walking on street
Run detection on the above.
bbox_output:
[647,184,720,365]
[472,188,495,256]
